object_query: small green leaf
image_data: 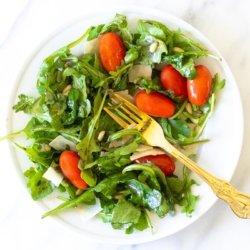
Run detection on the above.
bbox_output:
[13,94,35,113]
[111,197,141,230]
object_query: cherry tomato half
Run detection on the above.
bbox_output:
[134,154,175,176]
[187,65,212,106]
[99,32,126,72]
[135,90,175,118]
[160,64,187,102]
[59,151,88,189]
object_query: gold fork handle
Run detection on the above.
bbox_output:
[168,145,250,219]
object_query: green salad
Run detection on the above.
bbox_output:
[1,13,225,234]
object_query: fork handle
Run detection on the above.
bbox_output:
[166,145,250,219]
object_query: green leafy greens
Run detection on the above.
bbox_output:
[0,13,226,235]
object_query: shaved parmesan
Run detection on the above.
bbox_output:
[49,135,77,152]
[76,198,102,222]
[100,151,110,157]
[109,140,124,148]
[136,144,154,152]
[130,148,165,161]
[127,123,138,130]
[83,37,100,54]
[181,144,199,157]
[109,124,138,148]
[154,63,167,71]
[122,134,134,145]
[128,65,152,83]
[109,89,135,104]
[43,167,64,187]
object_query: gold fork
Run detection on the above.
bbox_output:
[104,93,250,219]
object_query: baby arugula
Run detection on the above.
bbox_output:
[0,13,226,234]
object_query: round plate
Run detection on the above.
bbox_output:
[6,5,243,245]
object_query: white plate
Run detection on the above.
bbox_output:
[5,5,243,245]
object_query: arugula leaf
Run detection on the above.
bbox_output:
[42,189,96,218]
[94,172,136,199]
[167,118,191,138]
[126,179,162,210]
[111,197,141,231]
[76,88,108,166]
[154,196,170,218]
[87,24,105,41]
[101,14,128,33]
[77,59,107,88]
[12,141,56,168]
[133,209,149,232]
[62,89,79,125]
[13,94,36,113]
[62,67,88,101]
[124,47,139,64]
[138,75,162,93]
[144,20,172,37]
[24,165,54,200]
[178,166,199,217]
[79,161,97,187]
[84,141,137,173]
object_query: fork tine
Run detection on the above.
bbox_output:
[103,107,129,129]
[114,93,150,120]
[107,102,135,124]
[111,98,141,123]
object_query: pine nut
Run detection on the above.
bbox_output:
[173,47,185,53]
[62,85,72,96]
[98,131,105,141]
[186,103,193,114]
[149,42,159,53]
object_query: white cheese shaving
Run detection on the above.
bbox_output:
[136,144,154,152]
[122,134,134,144]
[109,124,138,148]
[83,37,100,54]
[130,148,165,161]
[126,123,138,130]
[100,151,110,157]
[109,89,135,104]
[128,65,152,83]
[43,167,64,187]
[49,135,77,151]
[154,62,167,71]
[109,140,124,148]
[76,198,103,222]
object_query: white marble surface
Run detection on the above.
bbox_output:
[1,0,250,249]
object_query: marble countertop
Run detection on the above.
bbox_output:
[1,0,250,249]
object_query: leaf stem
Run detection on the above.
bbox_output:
[170,99,188,119]
[193,94,215,141]
[0,130,22,141]
[122,164,156,176]
[144,209,154,235]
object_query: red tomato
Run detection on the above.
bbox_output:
[59,151,88,189]
[135,90,175,118]
[99,32,126,72]
[160,64,187,102]
[134,154,175,176]
[187,65,212,106]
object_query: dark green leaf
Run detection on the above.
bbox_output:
[24,165,54,200]
[13,94,35,113]
[111,197,141,230]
